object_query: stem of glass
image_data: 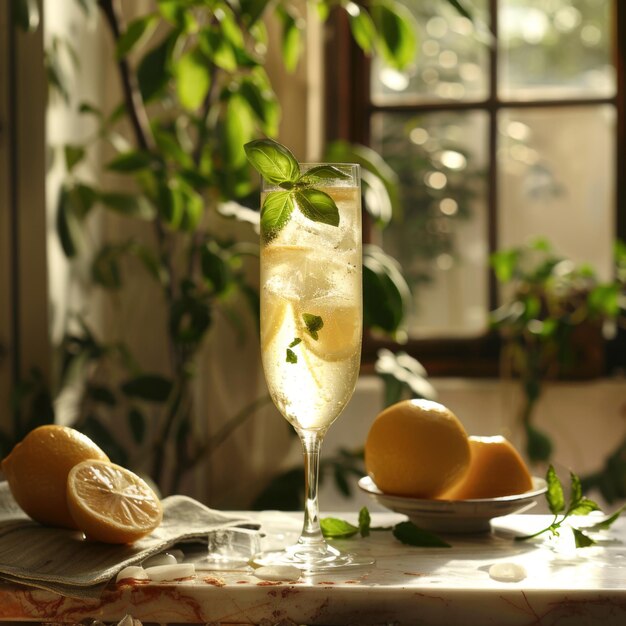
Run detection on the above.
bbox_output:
[298,430,325,551]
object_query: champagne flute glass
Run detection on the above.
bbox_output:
[259,163,368,572]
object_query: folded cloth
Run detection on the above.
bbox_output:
[0,481,251,599]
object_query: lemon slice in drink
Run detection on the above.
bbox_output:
[67,460,163,544]
[261,290,289,353]
[296,297,361,362]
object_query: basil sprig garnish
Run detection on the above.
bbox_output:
[516,465,624,548]
[244,138,349,242]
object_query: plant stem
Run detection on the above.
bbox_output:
[96,0,155,152]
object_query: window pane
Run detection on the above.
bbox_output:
[371,111,489,337]
[499,0,615,100]
[498,106,616,279]
[370,0,489,104]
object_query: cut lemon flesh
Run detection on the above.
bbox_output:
[67,460,162,544]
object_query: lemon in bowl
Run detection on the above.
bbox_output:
[438,435,533,500]
[364,399,471,498]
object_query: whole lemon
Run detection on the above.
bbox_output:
[1,425,109,528]
[365,399,471,498]
[438,436,533,500]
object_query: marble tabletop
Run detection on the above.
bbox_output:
[1,511,625,625]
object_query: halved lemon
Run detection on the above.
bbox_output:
[296,297,361,362]
[67,460,163,544]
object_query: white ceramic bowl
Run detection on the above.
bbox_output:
[358,475,548,533]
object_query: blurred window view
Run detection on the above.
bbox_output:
[367,0,617,340]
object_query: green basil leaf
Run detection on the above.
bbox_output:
[245,138,300,185]
[587,504,626,532]
[289,337,301,348]
[392,521,450,548]
[570,471,583,506]
[260,190,294,242]
[320,517,359,539]
[546,465,565,514]
[569,498,600,516]
[299,165,350,185]
[302,313,324,340]
[286,348,297,364]
[358,507,371,537]
[293,188,340,227]
[572,527,595,548]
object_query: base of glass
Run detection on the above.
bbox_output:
[253,541,374,574]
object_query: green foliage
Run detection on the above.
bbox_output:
[11,0,426,499]
[491,238,625,463]
[515,465,622,549]
[321,507,450,547]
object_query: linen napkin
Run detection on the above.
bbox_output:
[0,481,251,599]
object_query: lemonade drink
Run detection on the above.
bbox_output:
[260,180,362,433]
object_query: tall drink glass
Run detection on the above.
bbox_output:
[259,163,365,572]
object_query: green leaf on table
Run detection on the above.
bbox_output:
[587,504,626,532]
[392,521,450,548]
[293,188,340,227]
[546,465,565,514]
[244,138,300,185]
[570,471,583,505]
[116,14,159,59]
[260,190,294,242]
[570,498,600,516]
[320,517,359,539]
[358,507,371,537]
[572,527,595,548]
[175,49,211,110]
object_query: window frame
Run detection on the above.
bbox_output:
[325,0,626,377]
